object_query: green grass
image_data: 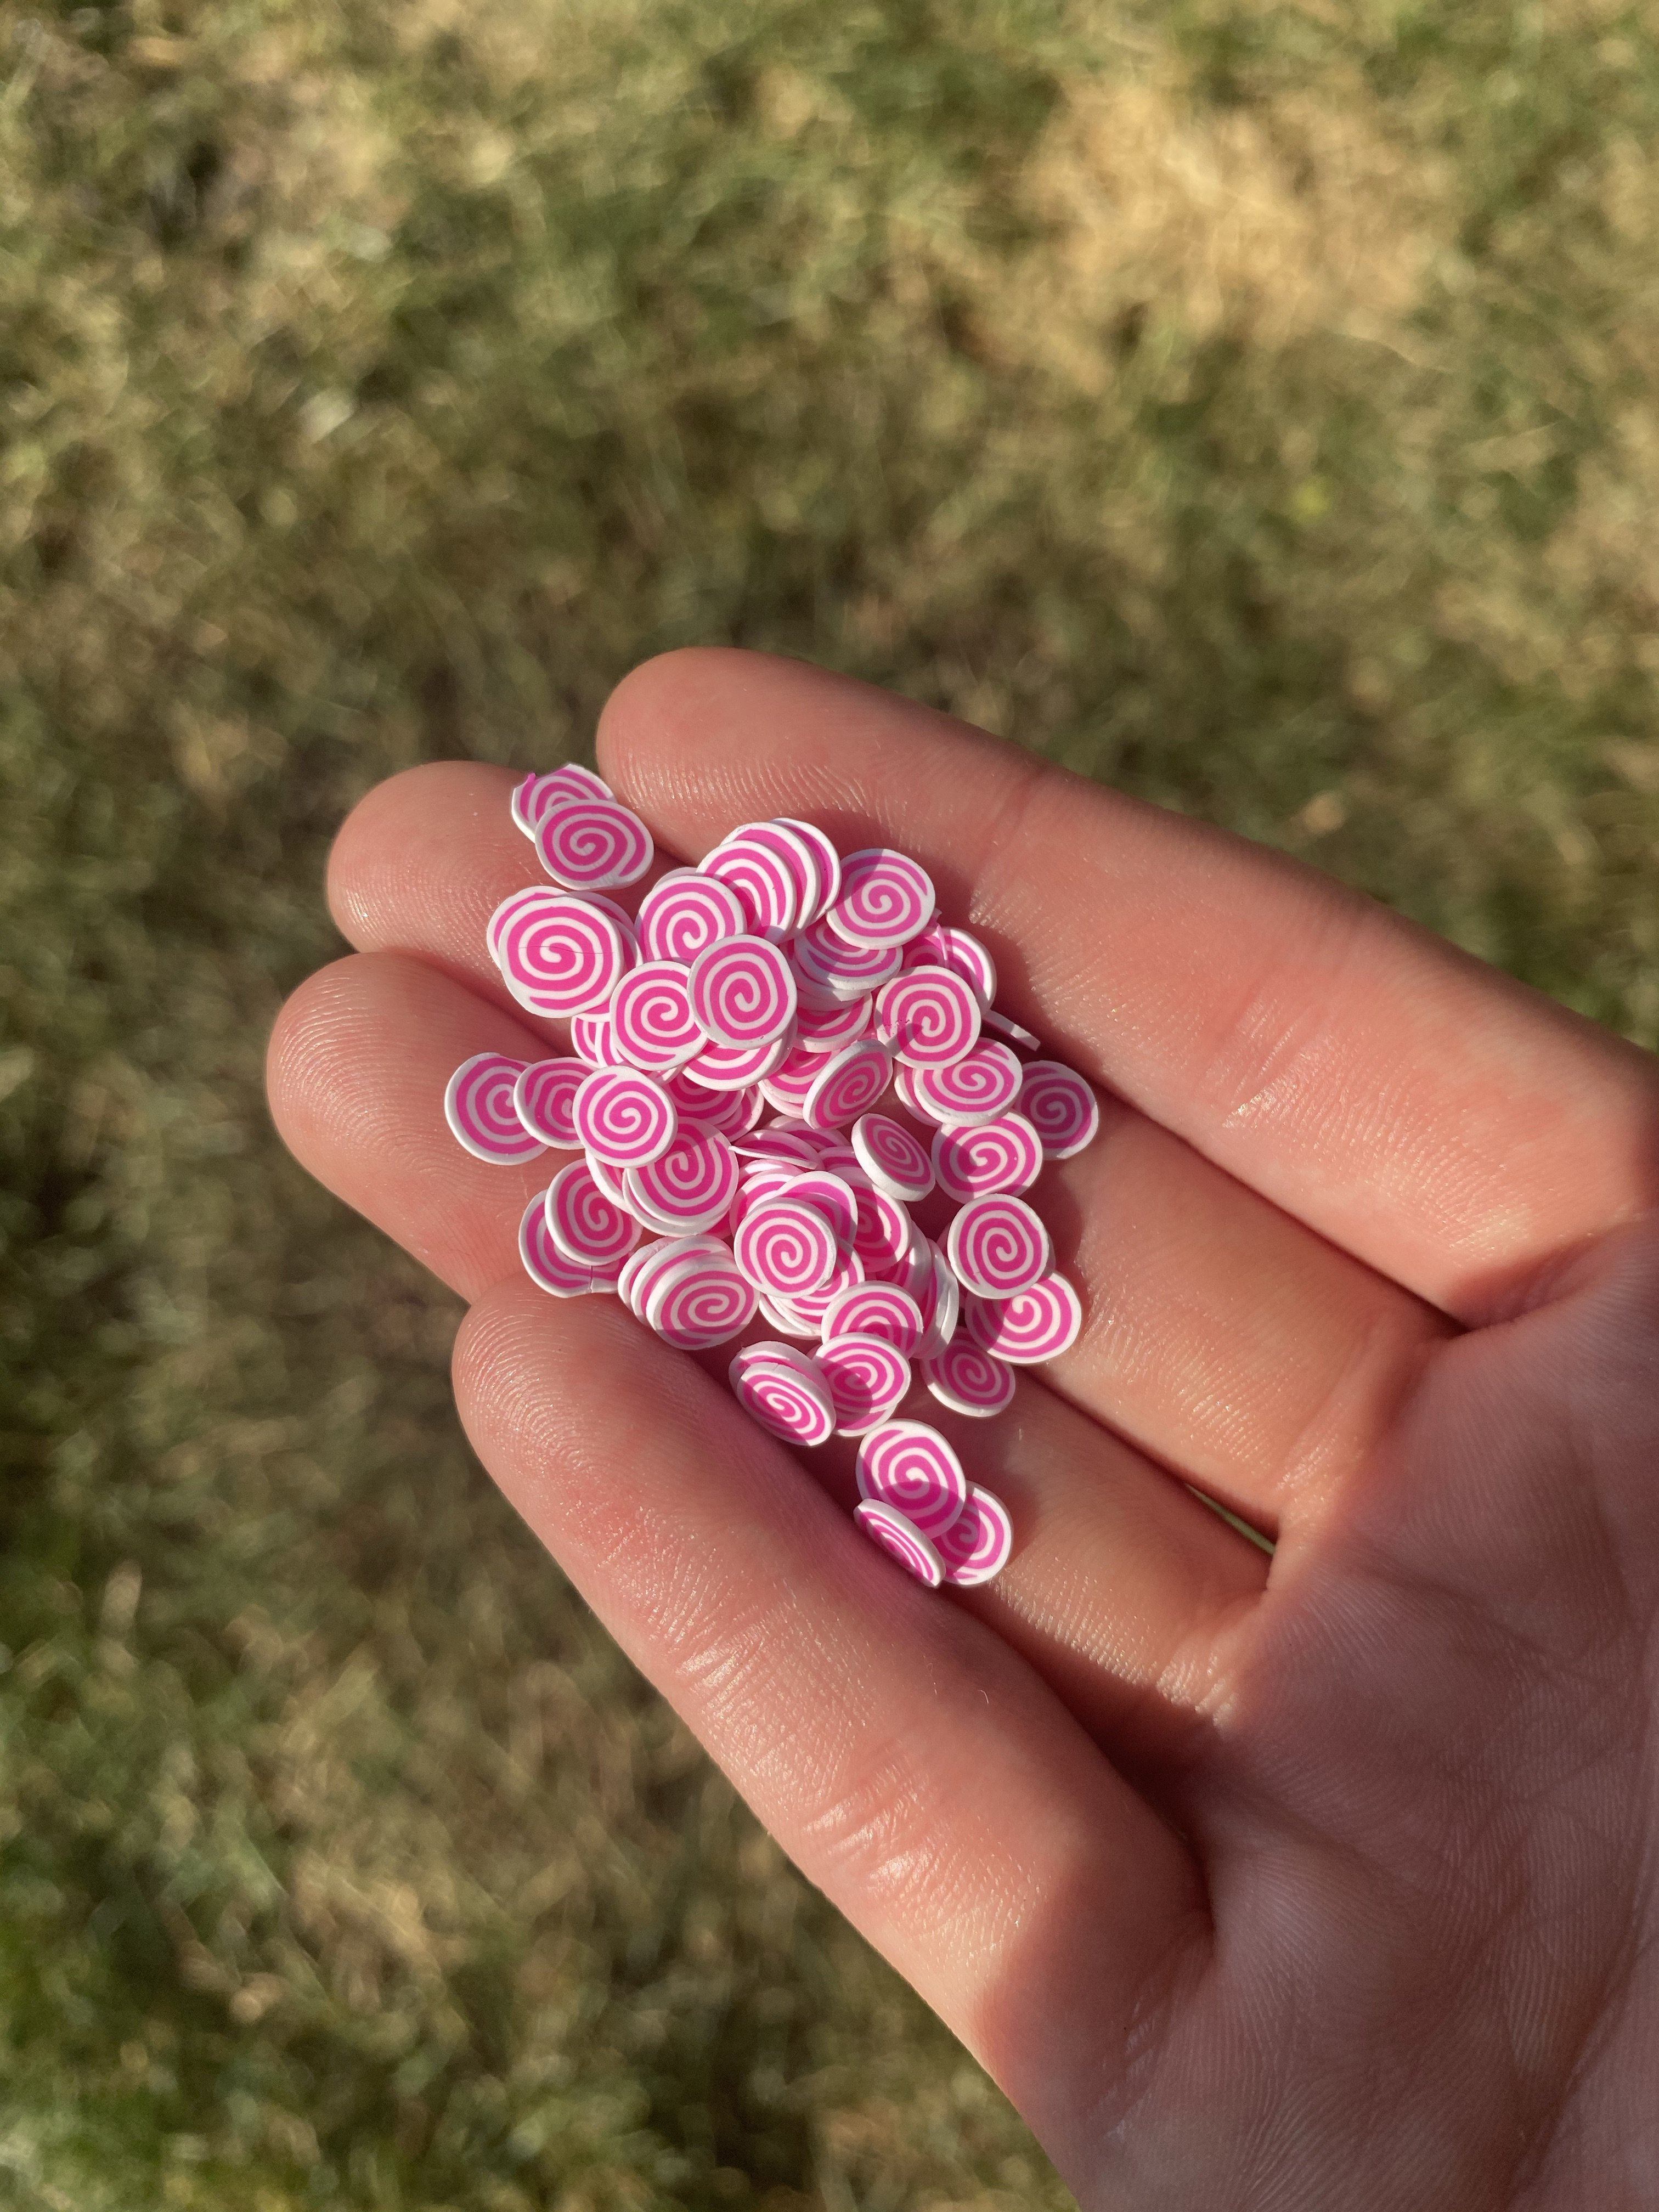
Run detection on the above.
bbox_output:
[4,0,1659,2202]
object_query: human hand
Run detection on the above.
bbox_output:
[268,649,1659,2209]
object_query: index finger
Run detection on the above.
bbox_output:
[599,650,1659,1321]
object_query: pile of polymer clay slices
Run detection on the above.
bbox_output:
[444,763,1099,1592]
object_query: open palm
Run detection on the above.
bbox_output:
[269,650,1659,2208]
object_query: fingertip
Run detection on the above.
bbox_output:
[326,760,521,947]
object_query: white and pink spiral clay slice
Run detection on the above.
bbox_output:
[545,1160,642,1270]
[636,870,748,964]
[440,781,1108,1598]
[909,1040,1023,1126]
[850,1113,933,1202]
[825,848,935,949]
[513,1058,585,1149]
[985,1009,1041,1052]
[816,1333,911,1435]
[733,1197,838,1297]
[1018,1060,1101,1159]
[803,1040,891,1131]
[573,1066,678,1167]
[963,1275,1082,1363]
[946,1193,1052,1298]
[625,1131,741,1233]
[519,1192,603,1296]
[493,890,631,1018]
[820,1281,923,1357]
[791,917,901,1001]
[646,1248,757,1350]
[609,960,702,1073]
[872,967,981,1068]
[933,1487,1014,1585]
[701,831,803,938]
[681,1031,791,1091]
[932,1113,1043,1201]
[535,796,653,890]
[512,763,611,838]
[445,1053,545,1164]
[689,935,798,1049]
[903,923,996,1008]
[730,1343,836,1446]
[921,1340,1015,1418]
[853,1501,944,1587]
[855,1421,967,1537]
[916,1243,960,1359]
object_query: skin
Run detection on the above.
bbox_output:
[268,648,1659,2209]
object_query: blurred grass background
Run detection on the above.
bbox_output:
[3,0,1658,2203]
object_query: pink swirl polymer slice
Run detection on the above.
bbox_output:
[623,1235,726,1321]
[729,1342,836,1447]
[946,1193,1051,1297]
[609,960,702,1072]
[1018,1060,1101,1159]
[816,1333,911,1435]
[872,967,981,1068]
[824,848,936,949]
[902,923,996,1009]
[680,1031,792,1091]
[512,763,611,838]
[984,1009,1041,1051]
[729,821,821,931]
[689,935,797,1049]
[794,994,872,1054]
[933,1486,1014,1585]
[850,1112,933,1201]
[647,1248,757,1350]
[791,918,902,1002]
[803,1040,891,1131]
[487,885,550,966]
[625,1130,740,1233]
[445,1053,544,1164]
[534,795,653,890]
[921,1340,1015,1418]
[512,1058,585,1149]
[916,1243,960,1357]
[773,817,841,924]
[821,1280,923,1356]
[962,1274,1082,1363]
[572,1066,678,1167]
[636,869,748,964]
[932,1111,1043,1201]
[733,1197,838,1297]
[909,1040,1023,1126]
[855,1420,966,1537]
[518,1192,599,1297]
[545,1160,642,1269]
[496,889,630,1018]
[853,1500,943,1587]
[701,831,800,937]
